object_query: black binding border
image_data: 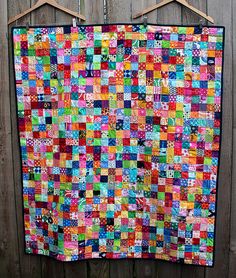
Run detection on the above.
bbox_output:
[11,23,225,267]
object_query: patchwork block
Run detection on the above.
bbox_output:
[13,24,224,266]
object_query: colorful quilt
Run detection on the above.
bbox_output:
[13,24,224,266]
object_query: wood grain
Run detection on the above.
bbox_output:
[107,0,132,23]
[8,0,41,278]
[182,0,207,24]
[31,0,56,24]
[132,0,158,23]
[134,259,158,278]
[3,1,235,277]
[230,0,236,276]
[132,4,159,276]
[41,258,64,278]
[88,260,109,278]
[56,0,78,24]
[205,0,233,278]
[64,261,88,278]
[229,127,236,278]
[156,1,182,24]
[109,259,134,278]
[0,1,21,277]
[82,0,104,24]
[7,1,43,277]
[181,2,206,276]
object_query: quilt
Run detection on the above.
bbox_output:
[12,24,224,266]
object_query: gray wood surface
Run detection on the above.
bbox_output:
[0,1,21,277]
[8,1,42,278]
[205,0,233,278]
[230,0,236,276]
[1,0,234,277]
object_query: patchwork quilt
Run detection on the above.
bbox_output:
[13,24,224,266]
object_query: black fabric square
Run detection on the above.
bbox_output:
[100,176,108,182]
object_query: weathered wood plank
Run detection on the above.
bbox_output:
[31,0,56,25]
[53,2,88,278]
[155,261,181,278]
[133,3,158,275]
[132,3,158,277]
[156,1,182,24]
[105,1,135,276]
[205,0,233,278]
[229,127,236,278]
[7,1,43,277]
[56,0,78,24]
[64,261,88,278]
[233,0,236,128]
[41,259,65,278]
[29,2,63,277]
[107,0,132,23]
[8,0,31,25]
[132,0,157,23]
[134,259,158,278]
[181,265,205,278]
[82,0,104,24]
[0,0,21,277]
[180,2,206,277]
[88,260,109,278]
[182,0,207,25]
[230,0,236,275]
[81,0,110,276]
[109,260,133,278]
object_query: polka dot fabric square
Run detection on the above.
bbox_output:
[13,24,224,266]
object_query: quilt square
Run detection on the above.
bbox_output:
[13,24,224,266]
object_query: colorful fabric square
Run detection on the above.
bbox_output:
[13,24,224,266]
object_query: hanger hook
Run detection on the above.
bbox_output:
[143,15,148,28]
[199,19,203,30]
[72,18,77,28]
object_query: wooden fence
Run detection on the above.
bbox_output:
[0,0,235,277]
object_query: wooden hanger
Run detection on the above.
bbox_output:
[133,0,214,24]
[8,0,86,24]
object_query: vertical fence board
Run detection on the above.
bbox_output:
[29,2,63,277]
[229,128,236,278]
[0,1,21,277]
[82,0,104,24]
[131,0,159,269]
[109,260,134,278]
[105,1,135,277]
[156,1,182,24]
[31,0,56,25]
[64,261,87,278]
[132,0,158,23]
[206,0,233,278]
[134,259,158,278]
[56,0,78,24]
[132,2,158,277]
[3,1,235,278]
[107,0,132,23]
[181,2,206,277]
[41,259,64,278]
[154,261,181,278]
[182,0,207,25]
[230,0,236,276]
[8,1,42,277]
[57,1,88,276]
[88,260,109,278]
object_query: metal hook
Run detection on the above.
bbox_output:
[143,15,148,28]
[198,19,203,31]
[72,18,77,28]
[26,22,30,31]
